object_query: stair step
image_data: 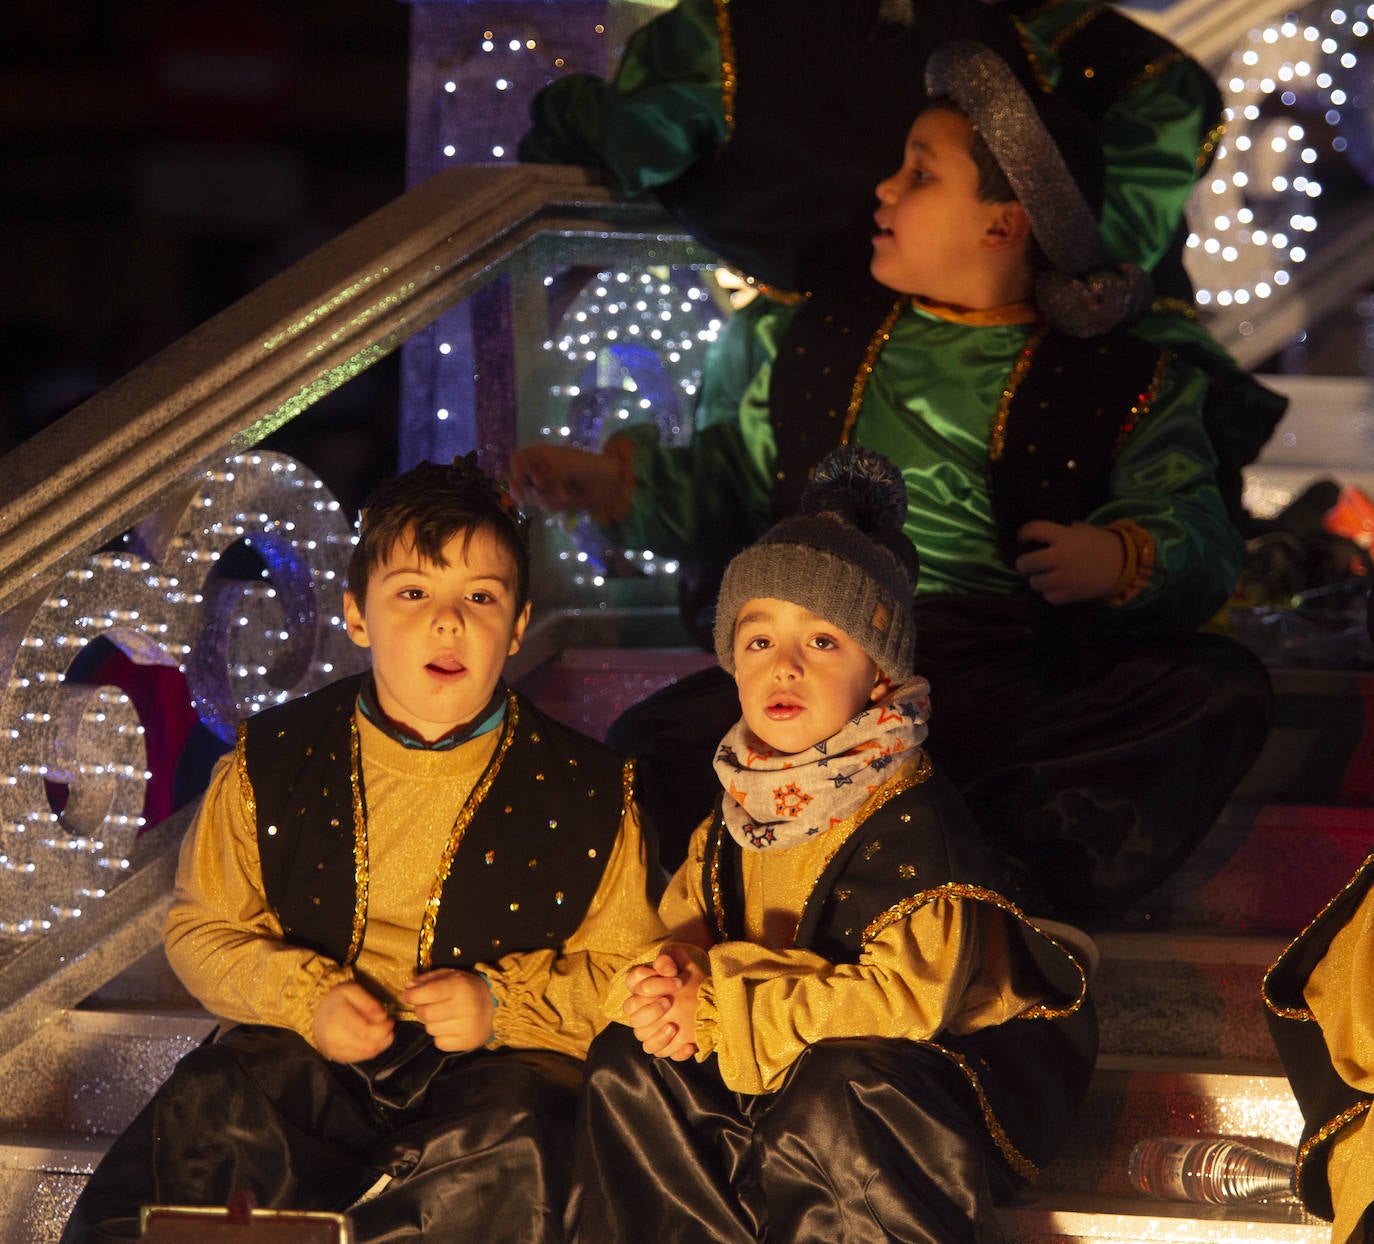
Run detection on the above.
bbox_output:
[999,1190,1325,1242]
[1092,932,1286,1063]
[0,1007,214,1136]
[0,1167,84,1244]
[1046,1058,1304,1200]
[1234,668,1374,806]
[1106,801,1374,935]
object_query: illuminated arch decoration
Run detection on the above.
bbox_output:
[0,452,362,939]
[534,265,723,582]
[1187,3,1374,312]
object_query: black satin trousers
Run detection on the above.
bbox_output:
[566,1025,1045,1244]
[60,1022,581,1244]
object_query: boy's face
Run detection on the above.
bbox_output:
[731,598,888,755]
[870,108,1015,303]
[344,526,530,742]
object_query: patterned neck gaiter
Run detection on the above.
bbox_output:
[713,677,931,851]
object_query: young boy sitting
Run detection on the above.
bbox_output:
[565,444,1097,1242]
[514,41,1271,918]
[62,454,666,1244]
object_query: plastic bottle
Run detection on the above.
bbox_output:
[1128,1137,1296,1204]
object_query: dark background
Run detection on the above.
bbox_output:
[1,0,413,511]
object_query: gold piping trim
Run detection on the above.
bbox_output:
[1263,851,1374,1018]
[989,324,1047,462]
[1121,49,1186,95]
[1047,2,1101,53]
[925,1043,1039,1182]
[841,298,905,444]
[708,820,726,937]
[417,691,520,971]
[1112,346,1171,456]
[234,723,256,824]
[1151,296,1198,320]
[1296,1099,1372,1208]
[863,882,1088,1019]
[1012,19,1054,93]
[1197,121,1225,173]
[795,752,934,945]
[345,719,370,965]
[714,0,736,133]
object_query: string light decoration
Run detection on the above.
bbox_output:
[0,452,361,941]
[434,25,594,167]
[1187,3,1374,311]
[530,265,724,587]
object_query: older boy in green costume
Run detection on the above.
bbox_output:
[514,39,1272,920]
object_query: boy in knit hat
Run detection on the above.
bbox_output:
[564,446,1097,1244]
[515,41,1271,920]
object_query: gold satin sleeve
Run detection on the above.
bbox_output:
[1303,888,1374,1244]
[700,896,985,1095]
[476,798,669,1061]
[605,800,1050,1095]
[163,753,355,1044]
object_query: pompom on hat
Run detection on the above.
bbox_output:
[925,40,1153,338]
[713,446,919,681]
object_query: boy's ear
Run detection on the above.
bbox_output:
[507,601,533,657]
[983,201,1032,250]
[343,590,370,650]
[870,669,895,702]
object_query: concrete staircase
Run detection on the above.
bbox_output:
[6,656,1370,1242]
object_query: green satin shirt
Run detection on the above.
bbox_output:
[606,300,1241,632]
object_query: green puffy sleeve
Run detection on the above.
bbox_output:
[1090,353,1243,629]
[518,0,728,197]
[1097,56,1218,274]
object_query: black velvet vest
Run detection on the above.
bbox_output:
[240,674,629,971]
[1264,854,1374,1221]
[701,761,1097,1178]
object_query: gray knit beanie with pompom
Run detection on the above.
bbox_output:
[713,446,919,680]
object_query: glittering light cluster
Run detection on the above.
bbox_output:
[1188,5,1373,309]
[532,265,723,584]
[0,452,362,937]
[436,25,597,165]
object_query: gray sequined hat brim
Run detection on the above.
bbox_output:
[924,39,1103,276]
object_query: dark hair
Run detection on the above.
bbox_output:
[345,453,530,610]
[920,95,1104,279]
[922,98,1016,204]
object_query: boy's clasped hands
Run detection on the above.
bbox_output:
[313,970,497,1062]
[621,948,704,1062]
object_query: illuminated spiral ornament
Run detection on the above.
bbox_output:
[1187,4,1373,310]
[0,451,361,938]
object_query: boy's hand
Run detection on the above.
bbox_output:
[403,969,496,1052]
[509,444,628,518]
[313,982,395,1063]
[622,950,702,1062]
[1015,520,1124,605]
